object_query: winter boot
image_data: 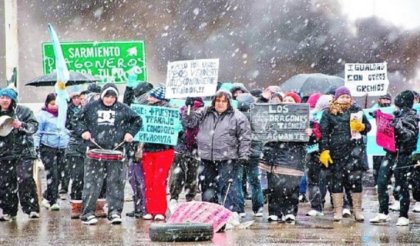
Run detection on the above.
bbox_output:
[95,199,107,218]
[70,200,82,219]
[332,193,343,222]
[351,193,364,222]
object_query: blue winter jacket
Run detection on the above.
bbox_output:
[34,109,69,149]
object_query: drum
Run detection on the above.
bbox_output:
[86,148,124,161]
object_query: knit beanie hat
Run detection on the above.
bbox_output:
[149,87,166,101]
[334,86,351,100]
[0,88,18,102]
[284,92,302,103]
[307,92,321,109]
[394,90,414,109]
[100,83,119,100]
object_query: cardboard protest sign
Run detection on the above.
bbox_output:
[166,59,219,99]
[345,63,389,96]
[131,104,182,145]
[375,110,396,152]
[250,103,310,142]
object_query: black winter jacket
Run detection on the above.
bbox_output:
[392,108,419,154]
[0,105,38,160]
[75,100,142,150]
[319,104,371,160]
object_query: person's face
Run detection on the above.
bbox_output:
[103,95,117,106]
[47,100,58,111]
[283,96,296,104]
[147,96,160,105]
[215,95,229,113]
[378,98,391,107]
[270,95,282,104]
[71,95,81,106]
[80,94,87,106]
[0,96,12,110]
[233,90,243,99]
[336,94,352,104]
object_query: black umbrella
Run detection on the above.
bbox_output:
[280,73,344,97]
[26,71,98,87]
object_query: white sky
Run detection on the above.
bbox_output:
[338,0,420,30]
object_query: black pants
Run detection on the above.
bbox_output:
[68,155,85,200]
[377,152,397,215]
[394,152,412,218]
[307,154,325,212]
[330,155,363,194]
[267,172,301,217]
[40,145,66,205]
[169,153,199,201]
[18,159,40,214]
[411,164,420,202]
[372,155,383,185]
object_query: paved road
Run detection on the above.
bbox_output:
[1,181,420,245]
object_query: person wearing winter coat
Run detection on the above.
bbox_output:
[182,90,251,214]
[140,87,176,221]
[34,93,70,211]
[370,90,419,226]
[304,93,327,217]
[66,90,107,219]
[261,92,310,223]
[0,87,40,221]
[124,82,153,219]
[59,91,82,201]
[319,86,371,222]
[236,93,265,217]
[75,83,142,225]
[168,97,204,212]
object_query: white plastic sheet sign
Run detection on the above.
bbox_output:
[165,59,219,99]
[344,63,389,97]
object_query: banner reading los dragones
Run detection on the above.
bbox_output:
[131,104,182,145]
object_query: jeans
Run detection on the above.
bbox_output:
[199,159,244,213]
[127,159,146,213]
[81,157,127,219]
[244,157,264,212]
[169,153,199,201]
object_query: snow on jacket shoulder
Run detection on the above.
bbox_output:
[182,106,251,161]
[392,108,419,154]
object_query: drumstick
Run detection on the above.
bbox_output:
[90,138,104,149]
[113,141,126,150]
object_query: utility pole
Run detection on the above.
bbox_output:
[3,0,19,90]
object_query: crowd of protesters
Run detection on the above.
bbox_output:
[0,80,419,228]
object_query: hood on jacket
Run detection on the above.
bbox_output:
[100,83,119,100]
[395,90,414,109]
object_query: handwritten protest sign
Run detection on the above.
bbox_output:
[131,104,182,145]
[250,103,310,142]
[375,110,396,152]
[345,63,389,96]
[165,59,219,98]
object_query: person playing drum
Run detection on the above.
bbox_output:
[75,83,142,225]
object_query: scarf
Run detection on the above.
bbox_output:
[42,107,58,117]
